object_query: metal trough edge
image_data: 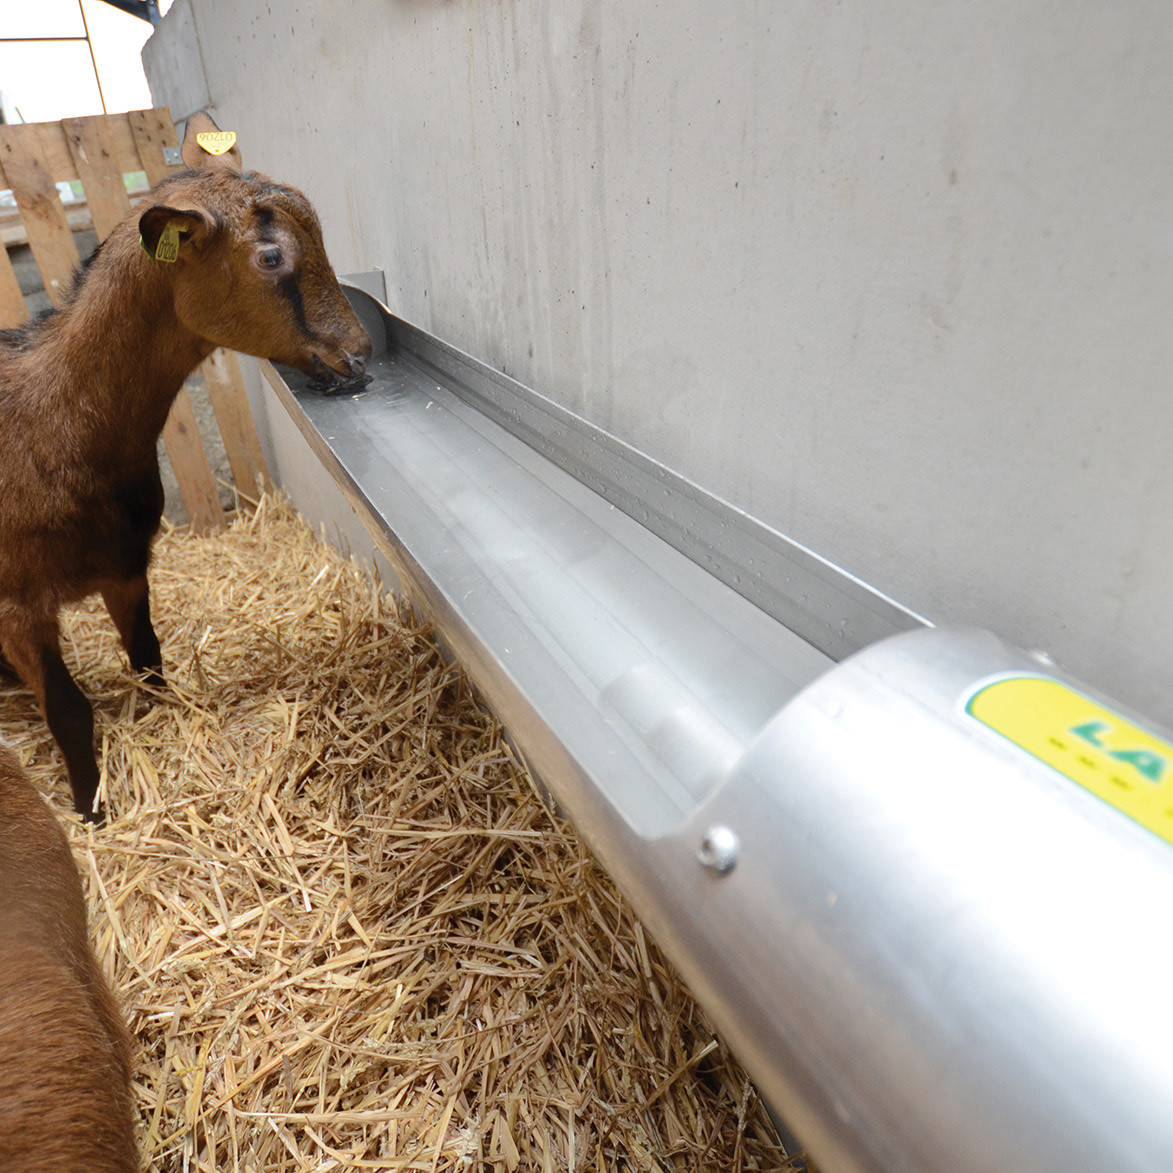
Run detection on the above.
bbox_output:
[260,286,837,845]
[258,286,1173,1173]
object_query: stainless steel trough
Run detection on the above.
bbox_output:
[260,284,1173,1173]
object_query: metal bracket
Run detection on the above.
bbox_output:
[163,147,182,166]
[96,0,161,25]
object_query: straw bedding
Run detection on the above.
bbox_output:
[0,496,809,1172]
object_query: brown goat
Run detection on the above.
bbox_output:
[0,741,138,1171]
[0,112,370,820]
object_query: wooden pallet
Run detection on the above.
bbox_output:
[0,108,266,533]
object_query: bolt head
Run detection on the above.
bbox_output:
[697,825,739,874]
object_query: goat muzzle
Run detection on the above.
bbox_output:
[306,351,373,395]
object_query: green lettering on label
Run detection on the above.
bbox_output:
[968,675,1173,847]
[1108,749,1167,784]
[1071,720,1110,747]
[1069,720,1167,783]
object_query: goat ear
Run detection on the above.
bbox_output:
[180,110,243,171]
[139,205,212,263]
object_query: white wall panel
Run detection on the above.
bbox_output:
[144,0,1173,721]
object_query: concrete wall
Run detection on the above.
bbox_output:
[145,1,1173,723]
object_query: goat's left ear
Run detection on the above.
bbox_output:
[181,110,243,171]
[139,205,213,263]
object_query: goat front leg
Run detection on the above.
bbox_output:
[0,613,102,822]
[101,574,163,687]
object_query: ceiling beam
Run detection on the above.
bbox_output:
[94,0,161,25]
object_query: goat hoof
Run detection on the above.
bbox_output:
[80,804,106,828]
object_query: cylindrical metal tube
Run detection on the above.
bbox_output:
[637,627,1173,1172]
[271,290,1173,1172]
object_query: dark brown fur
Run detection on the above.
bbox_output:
[0,113,370,819]
[0,742,138,1171]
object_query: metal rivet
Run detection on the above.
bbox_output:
[697,825,739,874]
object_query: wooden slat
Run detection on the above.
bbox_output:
[161,387,226,534]
[1,202,99,247]
[0,244,27,329]
[0,182,152,247]
[0,123,80,307]
[128,107,184,188]
[0,110,151,189]
[63,115,132,239]
[105,113,148,179]
[0,121,73,191]
[200,349,269,501]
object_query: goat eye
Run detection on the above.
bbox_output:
[257,248,283,268]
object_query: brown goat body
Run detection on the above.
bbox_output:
[0,742,138,1171]
[0,113,370,819]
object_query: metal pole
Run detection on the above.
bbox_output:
[78,0,109,115]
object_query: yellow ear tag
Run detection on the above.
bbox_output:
[196,130,237,156]
[154,222,181,263]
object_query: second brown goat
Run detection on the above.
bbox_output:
[0,741,138,1170]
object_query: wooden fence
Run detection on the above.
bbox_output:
[0,107,266,533]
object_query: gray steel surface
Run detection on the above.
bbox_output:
[658,626,1173,1172]
[341,291,926,663]
[264,287,1173,1172]
[261,288,832,837]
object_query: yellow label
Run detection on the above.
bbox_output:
[154,221,181,263]
[966,675,1173,844]
[196,129,237,156]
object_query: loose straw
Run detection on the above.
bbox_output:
[0,495,809,1172]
